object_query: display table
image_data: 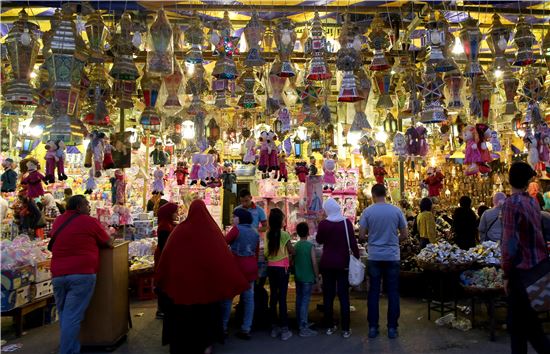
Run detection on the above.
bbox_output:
[80,241,129,349]
[1,295,54,337]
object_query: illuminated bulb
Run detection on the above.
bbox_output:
[494,69,503,79]
[347,131,361,147]
[29,126,43,137]
[83,138,91,150]
[375,131,388,143]
[516,129,526,138]
[390,69,396,75]
[452,37,464,55]
[132,32,142,48]
[185,62,195,75]
[430,156,436,167]
[20,30,31,46]
[30,71,37,79]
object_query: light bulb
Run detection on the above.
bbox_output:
[452,37,464,55]
[185,62,195,75]
[30,71,37,79]
[20,31,31,46]
[430,156,436,167]
[516,129,526,138]
[375,131,388,143]
[494,69,503,78]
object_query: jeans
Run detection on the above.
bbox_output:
[508,273,550,354]
[222,281,255,333]
[52,274,97,354]
[267,266,289,328]
[295,282,314,330]
[321,269,350,331]
[367,260,400,329]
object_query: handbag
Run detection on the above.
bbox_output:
[47,213,81,251]
[343,219,365,286]
[519,257,550,313]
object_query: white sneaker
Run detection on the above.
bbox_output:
[342,330,352,339]
[280,329,293,341]
[326,325,338,335]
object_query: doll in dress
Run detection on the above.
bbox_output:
[309,191,323,213]
[21,160,45,199]
[189,154,201,186]
[277,152,288,182]
[103,137,116,170]
[152,169,165,195]
[258,131,270,178]
[84,169,97,195]
[323,158,336,191]
[113,169,127,204]
[175,161,189,186]
[295,161,309,183]
[55,140,68,181]
[463,125,481,176]
[373,161,387,185]
[243,136,257,165]
[44,141,58,184]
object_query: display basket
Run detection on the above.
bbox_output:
[416,258,474,272]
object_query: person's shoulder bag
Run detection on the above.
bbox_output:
[47,213,81,251]
[343,219,365,286]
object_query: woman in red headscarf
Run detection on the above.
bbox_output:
[156,199,249,354]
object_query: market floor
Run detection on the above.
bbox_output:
[2,292,539,354]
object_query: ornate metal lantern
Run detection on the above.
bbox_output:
[420,65,446,123]
[422,12,457,73]
[266,74,287,112]
[243,12,265,67]
[4,9,40,105]
[337,48,363,102]
[139,72,162,132]
[184,12,204,64]
[501,70,519,115]
[206,118,221,146]
[162,60,183,114]
[486,13,511,72]
[383,113,398,134]
[305,12,332,81]
[272,18,297,77]
[238,68,258,109]
[147,9,174,76]
[186,63,208,115]
[459,16,483,77]
[351,68,371,131]
[444,70,464,110]
[367,13,391,71]
[82,65,111,126]
[85,10,109,63]
[373,70,393,108]
[212,12,239,80]
[513,16,536,67]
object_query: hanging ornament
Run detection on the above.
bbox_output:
[184,12,204,64]
[30,68,52,131]
[266,74,287,113]
[459,16,483,77]
[351,68,372,132]
[147,9,173,76]
[82,65,111,126]
[186,63,208,115]
[237,68,258,109]
[85,10,109,63]
[422,12,457,73]
[336,48,363,102]
[272,18,297,77]
[206,118,221,147]
[305,12,332,81]
[367,13,391,71]
[444,70,464,110]
[4,9,40,105]
[139,71,162,132]
[473,74,493,121]
[500,69,519,115]
[397,53,422,117]
[297,80,321,118]
[419,65,446,123]
[244,12,265,67]
[486,13,511,72]
[162,60,183,114]
[213,79,230,109]
[212,12,240,80]
[373,70,393,108]
[43,7,88,144]
[520,68,543,125]
[513,16,536,67]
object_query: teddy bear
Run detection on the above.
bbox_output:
[84,169,97,195]
[463,125,481,176]
[44,141,58,184]
[393,132,407,157]
[55,140,68,181]
[295,161,309,183]
[21,159,46,199]
[152,168,165,195]
[373,161,387,185]
[189,154,201,186]
[175,161,189,186]
[243,135,257,165]
[424,166,445,197]
[276,152,288,182]
[323,157,336,191]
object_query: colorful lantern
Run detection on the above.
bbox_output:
[212,12,239,80]
[398,55,422,117]
[422,12,457,73]
[243,12,265,67]
[266,74,287,112]
[420,65,446,123]
[85,10,109,63]
[486,13,511,72]
[213,79,230,109]
[459,16,483,77]
[162,60,183,114]
[337,48,363,102]
[82,65,111,126]
[513,16,536,67]
[501,70,519,115]
[373,70,393,108]
[367,13,391,71]
[139,72,162,132]
[186,63,208,115]
[272,18,297,77]
[238,68,258,109]
[297,81,321,117]
[4,9,39,105]
[305,12,331,81]
[206,118,221,146]
[43,7,88,144]
[444,70,464,110]
[474,74,493,121]
[351,68,372,131]
[147,9,174,76]
[184,12,204,64]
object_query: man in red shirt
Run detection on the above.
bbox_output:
[51,195,112,354]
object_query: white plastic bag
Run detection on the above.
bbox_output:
[343,219,365,286]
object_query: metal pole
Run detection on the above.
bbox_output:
[143,130,150,211]
[398,117,405,200]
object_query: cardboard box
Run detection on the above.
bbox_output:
[35,260,52,283]
[33,280,53,300]
[1,265,35,291]
[1,285,31,311]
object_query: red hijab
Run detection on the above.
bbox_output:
[155,199,249,305]
[157,202,178,234]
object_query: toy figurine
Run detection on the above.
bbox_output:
[373,161,387,185]
[243,135,257,164]
[55,140,68,181]
[416,125,429,157]
[84,169,97,195]
[197,154,208,187]
[150,141,169,166]
[44,141,58,184]
[189,154,201,185]
[103,137,116,170]
[463,125,481,176]
[309,191,322,212]
[393,132,407,157]
[113,169,126,204]
[424,167,445,197]
[220,162,237,192]
[323,157,336,191]
[309,156,318,176]
[268,131,279,172]
[405,126,420,156]
[21,159,45,199]
[295,161,309,183]
[475,123,492,174]
[258,131,270,178]
[277,152,288,182]
[489,130,501,152]
[152,168,165,195]
[524,132,539,169]
[175,161,189,185]
[1,158,17,192]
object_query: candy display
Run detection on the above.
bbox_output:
[467,241,501,266]
[461,267,504,289]
[417,241,475,268]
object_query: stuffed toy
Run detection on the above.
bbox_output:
[220,163,237,192]
[55,140,68,181]
[91,131,106,177]
[295,161,309,183]
[152,168,165,195]
[373,161,387,185]
[118,205,132,225]
[309,156,318,176]
[203,154,216,183]
[243,136,257,164]
[110,205,121,227]
[323,158,336,191]
[258,131,270,178]
[524,132,539,169]
[424,167,445,197]
[405,126,420,156]
[189,154,201,186]
[277,152,288,182]
[150,142,169,166]
[393,132,407,157]
[197,154,208,187]
[268,131,279,172]
[475,123,492,168]
[175,161,189,186]
[536,126,550,173]
[84,169,97,195]
[103,137,115,170]
[416,125,428,157]
[113,169,126,204]
[463,125,481,176]
[21,160,45,198]
[359,136,378,166]
[44,141,58,184]
[1,158,17,193]
[489,130,501,152]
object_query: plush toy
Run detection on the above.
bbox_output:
[393,132,407,157]
[118,205,132,225]
[277,152,288,182]
[84,169,97,195]
[44,141,58,184]
[197,154,208,187]
[373,161,387,185]
[189,154,201,186]
[91,131,106,177]
[103,137,115,170]
[203,154,215,183]
[489,130,501,153]
[405,126,420,156]
[175,161,189,186]
[258,131,270,178]
[55,140,68,181]
[424,167,445,197]
[150,141,169,166]
[21,160,45,198]
[416,125,428,157]
[113,169,126,204]
[220,163,237,191]
[1,158,17,193]
[295,161,309,183]
[524,132,539,169]
[323,158,336,191]
[243,136,257,164]
[110,205,121,226]
[152,168,165,195]
[463,125,481,176]
[476,123,492,165]
[309,156,318,176]
[268,131,279,172]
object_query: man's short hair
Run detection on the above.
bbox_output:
[509,162,536,189]
[371,184,387,198]
[239,189,252,199]
[64,188,73,196]
[67,195,87,211]
[459,196,472,208]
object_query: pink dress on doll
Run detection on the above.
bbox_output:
[464,141,482,164]
[258,143,269,172]
[323,169,336,184]
[22,170,45,198]
[189,163,200,180]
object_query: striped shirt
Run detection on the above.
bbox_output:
[501,192,548,278]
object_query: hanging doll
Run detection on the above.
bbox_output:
[84,169,97,195]
[277,152,288,182]
[393,132,407,158]
[92,131,106,177]
[220,163,237,192]
[197,154,208,187]
[189,154,201,186]
[322,157,336,191]
[103,137,116,170]
[175,161,189,186]
[21,159,45,199]
[268,131,279,173]
[463,125,481,176]
[243,135,257,164]
[152,168,165,195]
[489,130,502,153]
[55,140,68,181]
[295,161,309,183]
[258,131,270,178]
[44,141,58,184]
[475,123,492,174]
[373,161,387,185]
[424,166,445,197]
[113,169,126,205]
[309,191,323,213]
[416,125,428,157]
[309,156,318,176]
[524,132,539,169]
[405,126,420,156]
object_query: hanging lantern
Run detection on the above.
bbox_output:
[212,11,239,81]
[213,79,230,109]
[486,13,511,72]
[82,66,111,127]
[182,119,195,140]
[162,60,183,114]
[473,75,493,121]
[183,12,204,64]
[336,48,363,102]
[186,63,208,115]
[324,123,335,147]
[266,74,287,112]
[243,12,265,67]
[293,135,303,158]
[206,118,221,146]
[367,13,391,71]
[272,18,297,77]
[511,113,523,133]
[139,72,162,132]
[521,67,544,103]
[238,68,258,109]
[444,70,464,110]
[297,81,320,118]
[147,9,174,76]
[383,113,398,134]
[263,23,274,52]
[43,7,88,144]
[542,29,550,71]
[351,68,371,131]
[399,58,422,117]
[85,10,109,63]
[305,12,332,81]
[459,16,483,77]
[513,16,536,67]
[422,12,457,73]
[309,130,322,152]
[4,9,39,105]
[501,70,519,115]
[420,65,446,123]
[373,70,393,108]
[317,102,332,128]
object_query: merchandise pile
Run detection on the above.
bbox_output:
[460,267,504,289]
[1,235,50,269]
[417,241,475,266]
[467,241,501,266]
[128,238,157,272]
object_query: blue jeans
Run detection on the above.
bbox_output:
[52,274,97,354]
[222,281,255,333]
[367,260,400,329]
[295,282,314,330]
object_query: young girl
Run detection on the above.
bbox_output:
[265,208,294,341]
[416,197,437,248]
